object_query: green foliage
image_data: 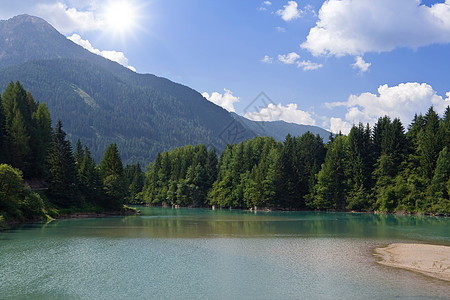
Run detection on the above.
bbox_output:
[46,120,80,207]
[141,144,219,207]
[98,144,127,209]
[427,147,450,214]
[311,136,348,210]
[19,188,45,220]
[124,163,144,204]
[141,108,449,215]
[0,163,23,216]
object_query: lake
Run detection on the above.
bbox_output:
[1,207,449,299]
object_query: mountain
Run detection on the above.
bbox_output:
[231,113,330,142]
[0,15,329,165]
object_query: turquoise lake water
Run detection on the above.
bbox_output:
[0,207,449,299]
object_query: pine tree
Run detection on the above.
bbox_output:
[312,136,348,210]
[9,105,30,171]
[78,146,103,204]
[46,120,79,207]
[298,132,326,208]
[427,147,450,214]
[417,107,441,181]
[346,124,373,210]
[440,106,450,151]
[98,143,126,209]
[124,163,144,204]
[30,103,52,177]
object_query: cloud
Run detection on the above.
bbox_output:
[68,34,136,71]
[245,103,316,126]
[278,52,300,64]
[276,26,286,32]
[277,1,302,21]
[301,0,450,57]
[202,89,239,112]
[258,1,272,11]
[297,60,323,71]
[278,52,323,71]
[352,56,371,73]
[36,2,101,34]
[261,55,274,64]
[325,82,450,133]
[329,117,352,135]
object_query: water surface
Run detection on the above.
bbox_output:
[1,207,449,299]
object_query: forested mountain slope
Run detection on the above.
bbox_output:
[0,15,329,164]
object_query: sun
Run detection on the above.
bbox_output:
[102,1,139,36]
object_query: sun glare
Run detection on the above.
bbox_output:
[103,1,139,36]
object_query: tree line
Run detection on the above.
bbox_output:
[1,81,448,223]
[0,82,142,223]
[138,106,449,215]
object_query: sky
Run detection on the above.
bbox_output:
[1,0,450,134]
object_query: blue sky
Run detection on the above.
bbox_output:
[1,0,450,133]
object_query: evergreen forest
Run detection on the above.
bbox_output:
[1,81,449,228]
[0,82,141,225]
[138,106,450,215]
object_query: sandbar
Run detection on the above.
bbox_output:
[374,243,450,281]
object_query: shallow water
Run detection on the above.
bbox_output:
[1,207,449,299]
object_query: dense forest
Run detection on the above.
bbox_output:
[0,82,141,225]
[1,81,449,227]
[138,106,450,215]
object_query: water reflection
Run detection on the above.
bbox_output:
[4,207,446,244]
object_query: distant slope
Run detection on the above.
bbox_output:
[231,113,330,142]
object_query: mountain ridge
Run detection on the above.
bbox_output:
[0,14,330,165]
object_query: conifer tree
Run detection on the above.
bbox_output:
[442,106,450,149]
[74,139,84,169]
[418,107,441,181]
[427,147,450,213]
[9,105,30,171]
[346,124,374,210]
[276,134,300,209]
[312,136,348,210]
[31,103,52,177]
[98,143,126,209]
[78,146,103,204]
[124,163,144,203]
[47,120,79,206]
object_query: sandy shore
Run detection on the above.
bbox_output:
[374,243,450,281]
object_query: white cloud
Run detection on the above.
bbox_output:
[301,0,450,57]
[329,117,352,135]
[278,52,322,71]
[276,26,286,32]
[258,1,272,11]
[36,2,101,34]
[68,34,136,71]
[278,52,300,64]
[202,89,239,112]
[261,55,274,64]
[325,82,450,133]
[297,60,323,71]
[352,56,371,73]
[245,103,316,126]
[277,1,302,21]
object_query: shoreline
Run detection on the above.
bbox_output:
[374,243,450,282]
[1,207,140,231]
